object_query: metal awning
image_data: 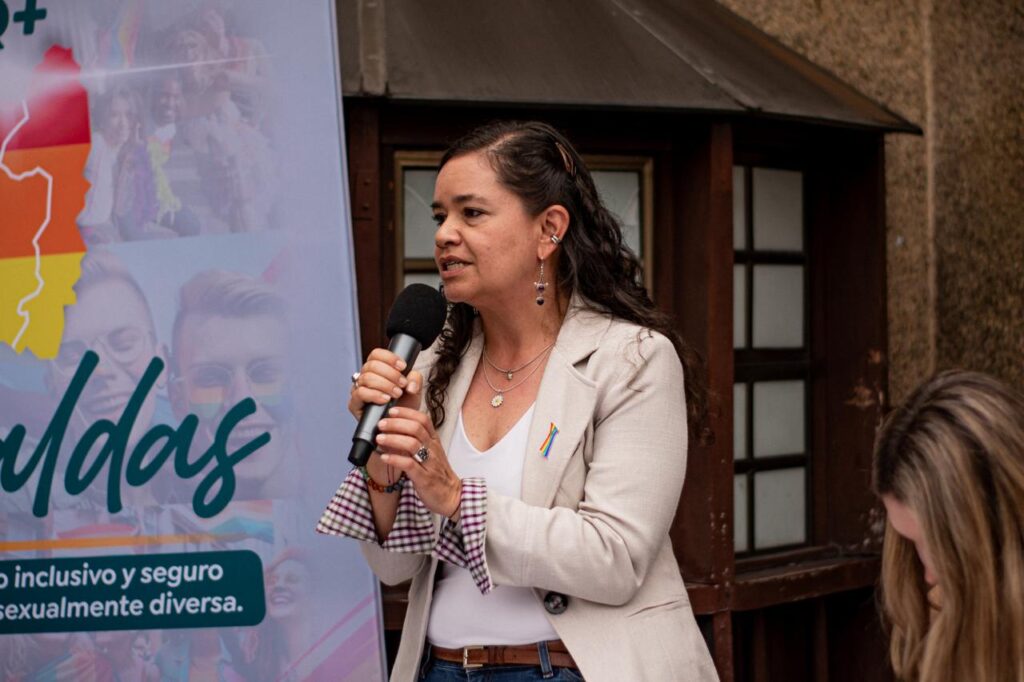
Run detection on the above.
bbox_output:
[338,0,920,133]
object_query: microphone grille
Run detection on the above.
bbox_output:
[385,284,448,348]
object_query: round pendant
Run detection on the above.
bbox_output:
[490,393,504,408]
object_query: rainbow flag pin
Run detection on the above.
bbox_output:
[539,422,559,458]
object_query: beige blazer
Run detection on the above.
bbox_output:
[361,300,719,682]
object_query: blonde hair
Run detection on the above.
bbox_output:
[873,370,1024,681]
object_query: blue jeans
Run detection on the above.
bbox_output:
[418,644,584,681]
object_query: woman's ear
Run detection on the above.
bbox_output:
[537,204,570,260]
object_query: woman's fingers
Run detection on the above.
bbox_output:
[377,415,431,448]
[385,406,436,438]
[375,432,424,458]
[356,360,407,398]
[395,370,423,410]
[363,359,408,390]
[366,348,408,372]
[347,349,412,419]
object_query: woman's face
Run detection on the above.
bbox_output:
[882,494,938,587]
[102,96,134,147]
[265,559,310,620]
[432,152,544,310]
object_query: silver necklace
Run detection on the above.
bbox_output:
[483,342,555,381]
[481,346,552,407]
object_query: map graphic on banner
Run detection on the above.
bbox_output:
[0,2,386,680]
[0,46,90,360]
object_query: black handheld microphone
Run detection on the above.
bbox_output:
[348,284,448,467]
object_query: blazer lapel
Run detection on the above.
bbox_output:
[432,298,609,511]
[520,300,608,508]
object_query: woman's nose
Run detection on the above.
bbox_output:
[434,217,460,248]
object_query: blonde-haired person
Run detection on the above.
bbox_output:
[872,370,1024,682]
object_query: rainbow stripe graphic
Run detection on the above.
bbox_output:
[539,422,559,458]
[0,46,91,360]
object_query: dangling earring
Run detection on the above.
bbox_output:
[534,260,547,306]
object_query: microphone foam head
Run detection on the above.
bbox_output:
[385,284,448,348]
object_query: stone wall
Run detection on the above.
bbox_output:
[719,0,1023,401]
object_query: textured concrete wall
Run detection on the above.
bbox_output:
[719,0,1023,400]
[928,1,1024,387]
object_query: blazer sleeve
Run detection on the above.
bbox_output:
[316,345,441,586]
[360,541,430,586]
[316,468,434,585]
[482,331,688,605]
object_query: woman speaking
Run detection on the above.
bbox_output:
[319,121,719,682]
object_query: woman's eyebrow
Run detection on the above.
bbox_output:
[432,194,490,209]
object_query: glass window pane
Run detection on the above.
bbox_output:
[734,383,747,460]
[403,169,440,259]
[734,265,746,349]
[734,474,749,553]
[733,166,746,250]
[752,265,804,348]
[403,272,442,291]
[753,168,803,251]
[754,467,806,548]
[753,380,806,457]
[593,171,642,257]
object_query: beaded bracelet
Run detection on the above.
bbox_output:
[358,466,407,494]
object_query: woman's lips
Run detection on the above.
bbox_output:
[268,588,296,606]
[439,260,469,279]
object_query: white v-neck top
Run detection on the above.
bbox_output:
[426,404,559,647]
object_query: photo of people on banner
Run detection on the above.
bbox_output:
[72,3,277,243]
[0,0,384,680]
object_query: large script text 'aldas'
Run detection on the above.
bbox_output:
[0,351,270,518]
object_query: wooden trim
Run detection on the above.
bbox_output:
[731,556,880,612]
[670,121,735,606]
[403,258,437,272]
[345,101,384,353]
[734,454,807,474]
[712,611,736,682]
[394,151,445,293]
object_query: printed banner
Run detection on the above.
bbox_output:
[0,1,386,680]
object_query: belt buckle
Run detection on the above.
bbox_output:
[462,645,484,669]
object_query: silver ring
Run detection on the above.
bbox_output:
[550,234,561,245]
[351,372,361,386]
[413,446,429,464]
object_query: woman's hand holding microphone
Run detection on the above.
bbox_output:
[349,348,462,520]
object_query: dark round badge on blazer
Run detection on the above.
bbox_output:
[543,591,569,614]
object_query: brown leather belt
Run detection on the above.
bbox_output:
[432,640,578,670]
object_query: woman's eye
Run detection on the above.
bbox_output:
[463,208,483,219]
[431,213,445,226]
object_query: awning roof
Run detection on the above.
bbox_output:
[338,0,920,133]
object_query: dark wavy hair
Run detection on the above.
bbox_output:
[426,121,711,446]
